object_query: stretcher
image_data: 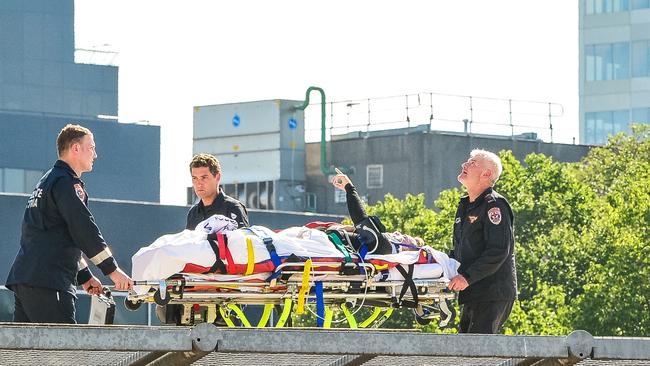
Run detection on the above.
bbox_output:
[124,223,458,329]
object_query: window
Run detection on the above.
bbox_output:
[632,41,650,78]
[1,168,45,194]
[306,193,317,212]
[613,110,630,134]
[632,0,650,9]
[186,187,197,205]
[614,0,630,11]
[586,0,630,14]
[586,46,596,82]
[585,115,596,144]
[334,188,347,204]
[584,109,636,144]
[221,181,275,210]
[4,168,25,193]
[24,170,43,193]
[613,43,629,79]
[632,108,650,124]
[596,44,613,80]
[586,42,630,81]
[366,165,383,189]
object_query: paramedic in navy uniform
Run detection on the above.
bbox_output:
[186,153,249,229]
[448,149,517,334]
[5,124,133,323]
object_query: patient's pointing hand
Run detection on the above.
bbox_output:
[331,168,353,191]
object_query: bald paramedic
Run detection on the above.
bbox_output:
[448,149,517,334]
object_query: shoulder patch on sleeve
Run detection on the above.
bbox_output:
[74,183,86,202]
[488,206,502,225]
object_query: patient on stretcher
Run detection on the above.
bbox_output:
[131,213,458,295]
[131,169,458,295]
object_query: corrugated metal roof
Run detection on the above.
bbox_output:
[1,350,650,366]
[0,350,138,366]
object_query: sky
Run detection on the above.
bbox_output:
[74,0,579,206]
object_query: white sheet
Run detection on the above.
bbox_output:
[131,225,459,295]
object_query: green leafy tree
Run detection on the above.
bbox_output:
[569,125,650,335]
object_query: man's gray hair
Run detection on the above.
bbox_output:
[470,149,503,185]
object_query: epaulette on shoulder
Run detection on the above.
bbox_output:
[485,194,496,203]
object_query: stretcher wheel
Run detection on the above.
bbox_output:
[124,298,142,311]
[153,289,171,306]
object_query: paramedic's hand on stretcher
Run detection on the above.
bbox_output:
[109,267,134,291]
[82,276,103,296]
[448,274,469,291]
[331,168,352,190]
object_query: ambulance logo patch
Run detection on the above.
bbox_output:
[74,183,85,202]
[488,207,501,225]
[468,215,478,224]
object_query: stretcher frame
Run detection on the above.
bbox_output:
[126,260,457,329]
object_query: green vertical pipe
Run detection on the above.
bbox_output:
[294,86,350,176]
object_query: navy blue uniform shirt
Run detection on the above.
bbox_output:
[6,160,117,295]
[450,187,517,304]
[186,188,249,230]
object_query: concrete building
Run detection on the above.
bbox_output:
[192,100,307,212]
[580,0,650,144]
[305,127,591,216]
[0,0,160,201]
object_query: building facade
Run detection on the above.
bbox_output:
[0,0,160,201]
[305,128,591,216]
[580,0,650,144]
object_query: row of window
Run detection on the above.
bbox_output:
[584,107,649,144]
[0,168,43,194]
[585,40,650,81]
[586,0,650,15]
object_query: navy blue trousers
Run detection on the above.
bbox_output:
[12,284,76,324]
[459,300,514,334]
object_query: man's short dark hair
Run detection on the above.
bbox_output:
[189,153,221,176]
[57,124,92,156]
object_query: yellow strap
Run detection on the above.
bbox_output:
[296,259,312,315]
[323,306,334,328]
[257,303,274,328]
[227,304,251,327]
[245,237,255,275]
[374,264,389,271]
[359,307,383,328]
[276,298,292,327]
[341,303,357,329]
[218,307,236,328]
